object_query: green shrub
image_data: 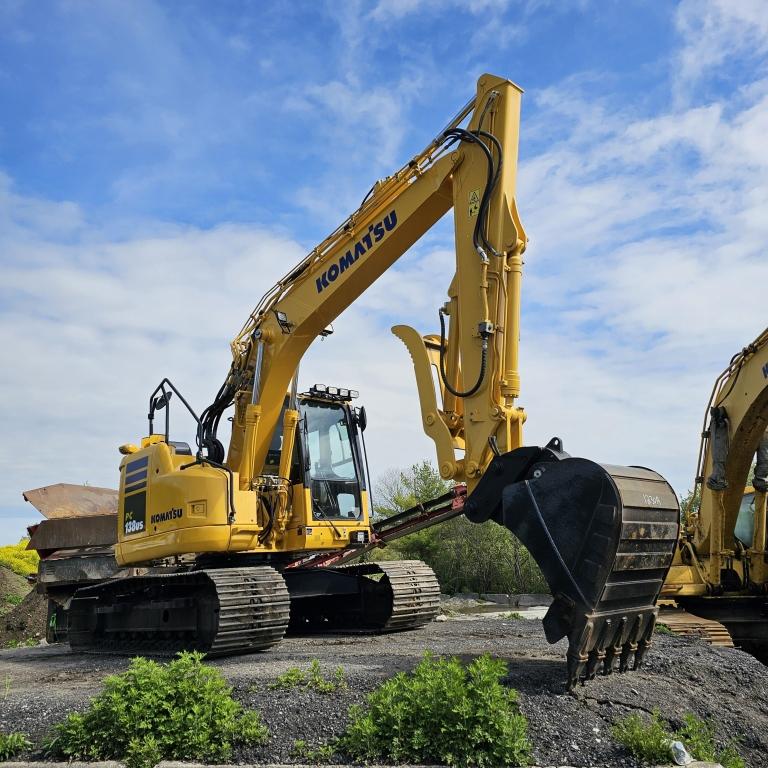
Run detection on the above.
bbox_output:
[674,713,745,768]
[612,710,671,764]
[0,732,31,760]
[45,652,268,768]
[654,622,674,635]
[4,637,38,649]
[612,710,745,768]
[341,652,531,767]
[0,539,39,577]
[269,665,306,689]
[291,738,336,762]
[269,659,346,693]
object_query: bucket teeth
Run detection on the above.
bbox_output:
[585,649,601,680]
[619,642,634,673]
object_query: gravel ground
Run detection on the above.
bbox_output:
[0,616,765,767]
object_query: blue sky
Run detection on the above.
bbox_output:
[2,0,768,541]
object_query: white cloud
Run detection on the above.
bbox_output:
[675,0,768,96]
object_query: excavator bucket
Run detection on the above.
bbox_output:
[464,439,679,689]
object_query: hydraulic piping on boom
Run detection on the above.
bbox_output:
[46,73,679,690]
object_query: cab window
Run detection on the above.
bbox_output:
[301,399,361,520]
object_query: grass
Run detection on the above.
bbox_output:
[0,732,31,760]
[503,611,524,620]
[44,652,268,768]
[268,659,347,693]
[654,622,675,635]
[612,710,745,768]
[3,637,38,649]
[340,652,531,767]
[2,593,24,608]
[291,738,336,762]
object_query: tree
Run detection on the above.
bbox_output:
[372,461,548,595]
[373,460,452,519]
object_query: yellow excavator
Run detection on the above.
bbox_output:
[661,327,768,659]
[30,74,680,690]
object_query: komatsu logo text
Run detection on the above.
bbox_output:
[151,507,183,525]
[316,210,398,293]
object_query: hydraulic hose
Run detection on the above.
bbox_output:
[438,308,489,398]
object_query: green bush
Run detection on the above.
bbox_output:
[0,539,39,577]
[45,652,268,768]
[0,732,31,760]
[269,659,346,693]
[341,652,531,767]
[4,638,38,649]
[291,738,336,762]
[612,711,671,764]
[612,710,745,768]
[675,713,744,768]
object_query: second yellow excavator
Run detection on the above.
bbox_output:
[37,73,680,690]
[662,327,768,659]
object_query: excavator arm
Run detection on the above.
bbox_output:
[201,74,526,492]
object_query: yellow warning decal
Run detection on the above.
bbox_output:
[468,189,480,217]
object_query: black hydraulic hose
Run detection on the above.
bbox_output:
[438,308,488,398]
[433,127,502,400]
[258,495,274,543]
[441,127,496,259]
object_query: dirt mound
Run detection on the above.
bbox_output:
[0,566,30,615]
[0,588,46,647]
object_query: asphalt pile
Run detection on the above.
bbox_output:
[0,587,47,647]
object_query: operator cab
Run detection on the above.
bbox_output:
[301,385,366,521]
[263,384,369,521]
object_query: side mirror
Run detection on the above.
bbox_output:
[355,406,367,432]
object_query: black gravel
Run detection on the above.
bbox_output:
[0,617,766,767]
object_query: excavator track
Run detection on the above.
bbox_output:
[369,560,442,631]
[68,566,290,656]
[657,605,734,648]
[284,559,440,633]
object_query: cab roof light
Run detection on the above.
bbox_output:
[309,384,359,401]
